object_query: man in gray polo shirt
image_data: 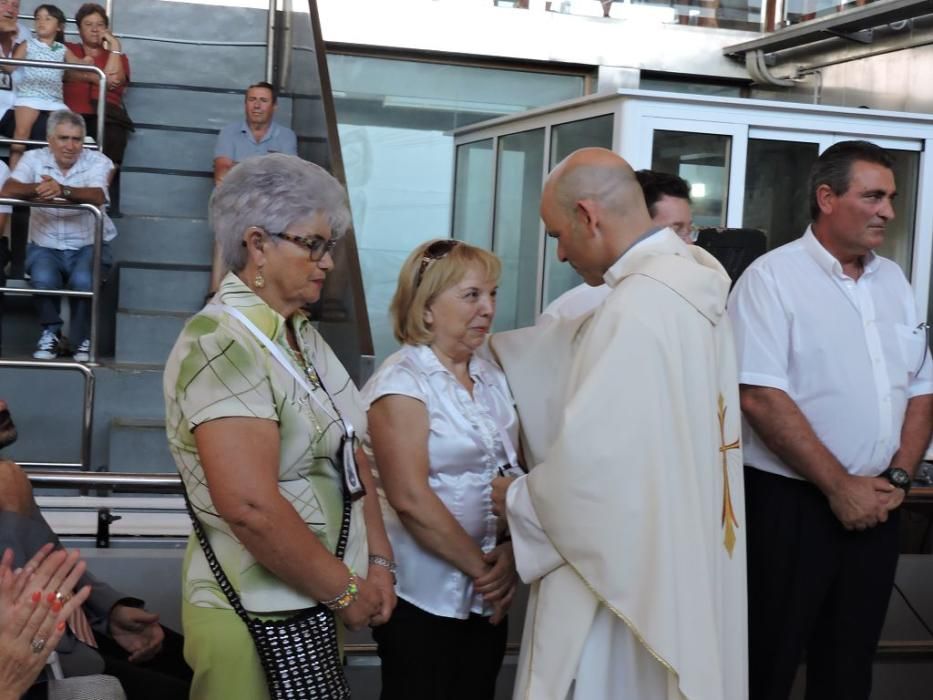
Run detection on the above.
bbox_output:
[208,81,298,295]
[212,81,297,185]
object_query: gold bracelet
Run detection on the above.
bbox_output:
[322,571,358,611]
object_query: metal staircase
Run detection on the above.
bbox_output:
[0,0,390,692]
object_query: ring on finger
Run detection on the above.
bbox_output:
[31,638,46,654]
[54,591,71,605]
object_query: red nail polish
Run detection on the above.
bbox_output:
[51,600,62,613]
[46,591,56,604]
[57,621,66,631]
[31,590,41,603]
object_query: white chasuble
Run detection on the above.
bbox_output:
[490,229,748,700]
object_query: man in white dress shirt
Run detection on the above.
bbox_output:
[728,140,933,700]
[539,168,694,322]
[1,109,116,361]
[491,147,747,700]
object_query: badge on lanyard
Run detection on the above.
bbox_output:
[342,425,366,501]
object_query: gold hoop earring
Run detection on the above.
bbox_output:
[254,269,266,289]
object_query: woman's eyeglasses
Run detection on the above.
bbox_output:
[262,229,338,261]
[415,239,460,288]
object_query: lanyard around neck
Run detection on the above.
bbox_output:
[220,304,352,438]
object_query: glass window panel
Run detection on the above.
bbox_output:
[328,54,584,364]
[784,0,882,26]
[640,78,744,97]
[543,115,615,306]
[878,149,918,276]
[743,139,820,250]
[453,140,495,248]
[549,115,614,166]
[493,129,546,332]
[651,130,731,228]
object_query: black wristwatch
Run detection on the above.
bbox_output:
[881,467,911,495]
[61,187,72,199]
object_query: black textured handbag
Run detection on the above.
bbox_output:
[185,495,352,699]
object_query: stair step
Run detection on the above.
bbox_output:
[124,128,218,173]
[108,417,174,474]
[110,215,212,267]
[121,171,213,219]
[118,265,211,314]
[115,310,189,365]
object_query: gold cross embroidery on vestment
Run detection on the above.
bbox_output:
[718,393,740,557]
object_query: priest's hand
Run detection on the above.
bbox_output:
[491,476,516,518]
[827,474,894,531]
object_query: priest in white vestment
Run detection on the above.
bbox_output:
[490,148,748,700]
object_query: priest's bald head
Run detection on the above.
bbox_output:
[540,147,654,286]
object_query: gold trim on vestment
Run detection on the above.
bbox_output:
[522,585,541,700]
[718,393,741,557]
[525,540,680,700]
[565,558,678,676]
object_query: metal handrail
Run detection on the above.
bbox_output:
[0,57,107,149]
[265,0,277,85]
[0,198,105,364]
[0,360,94,470]
[26,469,183,493]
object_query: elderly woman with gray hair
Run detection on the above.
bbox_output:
[163,153,396,699]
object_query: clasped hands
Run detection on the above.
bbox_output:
[482,475,520,625]
[475,541,516,626]
[109,602,163,663]
[828,473,904,531]
[335,567,396,632]
[34,176,65,201]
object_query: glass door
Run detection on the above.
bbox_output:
[638,118,747,228]
[831,136,921,277]
[743,130,827,250]
[452,138,496,248]
[542,114,615,308]
[651,130,732,229]
[492,128,546,331]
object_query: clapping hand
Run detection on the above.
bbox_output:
[0,545,92,700]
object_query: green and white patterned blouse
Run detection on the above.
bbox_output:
[164,272,368,613]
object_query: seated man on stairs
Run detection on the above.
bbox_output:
[0,109,117,362]
[0,398,192,699]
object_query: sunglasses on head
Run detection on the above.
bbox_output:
[415,239,460,288]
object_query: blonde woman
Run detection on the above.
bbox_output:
[364,239,520,700]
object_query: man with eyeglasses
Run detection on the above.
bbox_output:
[728,140,933,700]
[539,168,694,322]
